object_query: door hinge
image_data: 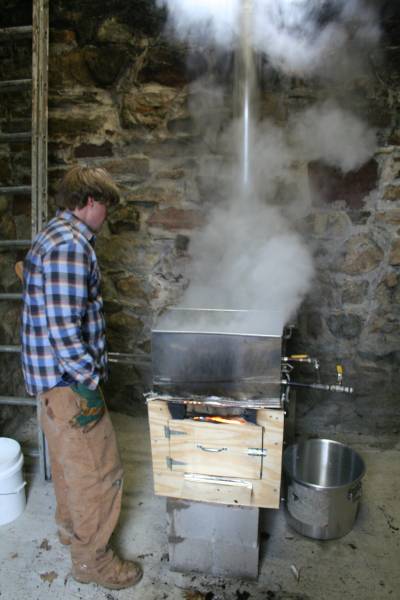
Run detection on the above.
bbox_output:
[164,426,187,439]
[247,448,267,457]
[166,457,186,470]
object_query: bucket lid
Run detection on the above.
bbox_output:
[0,438,22,472]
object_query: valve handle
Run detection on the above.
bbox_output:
[336,364,343,384]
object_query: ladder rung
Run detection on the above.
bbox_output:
[0,346,141,365]
[0,396,36,407]
[0,26,33,41]
[108,352,137,365]
[0,293,22,300]
[0,131,31,143]
[0,239,31,248]
[0,345,21,353]
[0,79,32,92]
[0,345,21,352]
[0,185,31,195]
[21,447,40,460]
[21,446,39,459]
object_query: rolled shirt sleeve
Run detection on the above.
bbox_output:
[43,242,99,390]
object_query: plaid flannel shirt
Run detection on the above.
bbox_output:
[21,210,107,395]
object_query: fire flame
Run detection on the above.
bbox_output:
[192,415,247,425]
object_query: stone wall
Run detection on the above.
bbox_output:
[0,1,399,436]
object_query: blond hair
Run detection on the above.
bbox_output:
[55,165,120,210]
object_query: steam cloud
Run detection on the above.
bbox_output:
[155,1,379,333]
[180,204,314,333]
[157,0,240,47]
[252,0,380,77]
[157,0,380,76]
[175,101,375,332]
[290,102,377,172]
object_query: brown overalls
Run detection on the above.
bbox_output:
[40,386,123,573]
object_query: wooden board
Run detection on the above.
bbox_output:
[168,419,263,479]
[147,399,284,509]
[182,478,253,506]
[253,407,284,509]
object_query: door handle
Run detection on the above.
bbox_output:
[196,444,228,453]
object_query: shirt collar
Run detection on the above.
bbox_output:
[57,209,96,243]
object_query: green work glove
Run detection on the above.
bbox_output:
[70,383,106,430]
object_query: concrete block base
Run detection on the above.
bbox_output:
[167,498,260,579]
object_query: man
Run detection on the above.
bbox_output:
[21,166,142,590]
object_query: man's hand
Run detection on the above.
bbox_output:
[15,261,24,283]
[69,383,105,431]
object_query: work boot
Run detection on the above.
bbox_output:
[72,554,143,590]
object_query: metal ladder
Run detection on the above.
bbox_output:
[0,1,50,479]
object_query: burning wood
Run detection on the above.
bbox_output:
[192,415,249,425]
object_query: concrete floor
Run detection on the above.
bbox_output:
[0,408,399,600]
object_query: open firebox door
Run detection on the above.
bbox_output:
[146,308,352,510]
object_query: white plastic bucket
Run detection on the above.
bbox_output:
[0,438,26,526]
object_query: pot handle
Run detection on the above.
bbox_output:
[348,481,362,502]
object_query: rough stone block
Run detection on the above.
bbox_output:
[108,205,140,234]
[50,29,76,45]
[375,210,400,225]
[0,214,16,240]
[327,312,363,340]
[83,46,127,86]
[306,211,351,239]
[49,50,94,88]
[138,43,190,86]
[97,18,133,44]
[148,207,204,230]
[384,185,400,201]
[308,159,378,209]
[342,280,369,304]
[340,234,384,275]
[389,240,400,266]
[74,141,113,158]
[102,156,150,178]
[49,115,105,138]
[121,84,185,129]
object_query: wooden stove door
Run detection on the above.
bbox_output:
[167,419,263,479]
